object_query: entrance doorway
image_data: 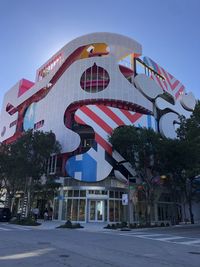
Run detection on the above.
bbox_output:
[89,200,104,222]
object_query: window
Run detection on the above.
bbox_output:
[37,54,62,81]
[80,63,110,93]
[135,58,165,80]
[74,190,79,197]
[47,154,57,174]
[79,199,86,221]
[109,191,114,198]
[72,199,78,221]
[80,190,86,197]
[82,138,93,148]
[109,200,114,222]
[68,190,73,197]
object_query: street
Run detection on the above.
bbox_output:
[0,223,200,267]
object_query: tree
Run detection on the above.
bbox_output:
[0,143,10,205]
[0,142,26,212]
[158,138,193,224]
[0,130,61,217]
[175,100,200,223]
[110,126,165,225]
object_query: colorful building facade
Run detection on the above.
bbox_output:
[0,33,198,223]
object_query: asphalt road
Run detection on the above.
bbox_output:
[0,223,200,267]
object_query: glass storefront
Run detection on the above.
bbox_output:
[58,187,126,223]
[54,185,182,225]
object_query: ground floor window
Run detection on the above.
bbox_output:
[57,187,126,222]
[62,198,86,221]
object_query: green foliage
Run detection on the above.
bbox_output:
[57,220,84,229]
[109,102,200,224]
[0,130,61,213]
[9,216,41,226]
[110,126,163,174]
[110,126,165,225]
[12,130,61,180]
[177,101,200,179]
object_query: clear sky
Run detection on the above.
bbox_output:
[0,0,199,108]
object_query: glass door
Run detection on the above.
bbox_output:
[89,200,104,222]
[89,200,96,221]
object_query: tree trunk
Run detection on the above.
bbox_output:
[23,177,33,218]
[188,197,194,224]
[185,180,194,224]
[146,203,151,226]
[145,190,152,226]
[10,197,15,213]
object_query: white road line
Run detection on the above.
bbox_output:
[8,226,30,231]
[117,232,200,246]
[155,236,185,241]
[0,227,11,231]
[178,239,200,245]
[136,234,165,237]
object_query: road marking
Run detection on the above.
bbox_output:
[114,231,200,247]
[155,236,185,241]
[0,225,31,231]
[136,234,165,237]
[178,239,200,245]
[0,227,11,231]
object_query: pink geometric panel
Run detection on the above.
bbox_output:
[18,79,34,97]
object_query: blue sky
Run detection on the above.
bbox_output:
[0,0,199,107]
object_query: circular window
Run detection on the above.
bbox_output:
[80,63,110,93]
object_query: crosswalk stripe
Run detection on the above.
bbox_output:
[113,231,200,247]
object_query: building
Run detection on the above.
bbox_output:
[0,32,198,223]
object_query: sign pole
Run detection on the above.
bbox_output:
[128,175,131,228]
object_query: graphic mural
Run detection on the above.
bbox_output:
[66,105,156,182]
[0,33,196,183]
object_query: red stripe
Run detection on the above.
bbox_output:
[154,61,162,75]
[95,133,112,155]
[121,110,143,123]
[171,79,179,90]
[80,106,113,134]
[163,80,168,90]
[75,112,112,154]
[98,105,125,126]
[74,114,86,125]
[161,68,180,91]
[161,68,172,87]
[151,75,165,91]
[175,85,184,99]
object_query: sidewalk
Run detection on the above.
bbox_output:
[32,220,200,231]
[35,220,64,230]
[35,220,107,231]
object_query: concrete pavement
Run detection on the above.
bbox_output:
[34,220,108,231]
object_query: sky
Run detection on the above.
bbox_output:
[0,0,200,108]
